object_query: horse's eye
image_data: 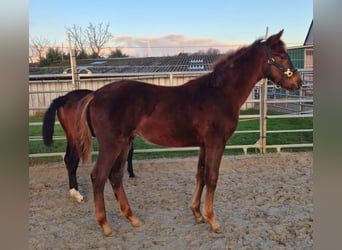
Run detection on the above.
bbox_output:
[280,53,287,59]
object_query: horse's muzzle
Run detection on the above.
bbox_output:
[291,80,302,92]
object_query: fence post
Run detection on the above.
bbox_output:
[260,27,269,154]
[299,71,303,113]
[68,33,79,89]
[169,73,173,86]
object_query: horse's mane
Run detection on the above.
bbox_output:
[212,46,251,71]
[197,36,287,87]
[207,39,263,87]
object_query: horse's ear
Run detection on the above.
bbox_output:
[266,29,284,46]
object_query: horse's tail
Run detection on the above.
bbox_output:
[76,93,95,163]
[42,95,66,146]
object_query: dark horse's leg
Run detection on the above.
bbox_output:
[64,144,83,202]
[127,144,135,178]
[109,142,141,229]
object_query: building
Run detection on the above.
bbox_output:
[288,20,313,69]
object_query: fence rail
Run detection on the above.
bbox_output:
[29,69,313,159]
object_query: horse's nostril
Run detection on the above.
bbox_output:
[291,83,300,92]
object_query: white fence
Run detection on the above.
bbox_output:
[29,72,256,115]
[29,70,313,159]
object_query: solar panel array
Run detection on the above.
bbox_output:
[29,54,222,75]
[88,54,220,74]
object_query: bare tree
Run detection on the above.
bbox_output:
[193,48,221,55]
[206,48,221,55]
[85,22,112,58]
[30,37,50,62]
[65,24,87,55]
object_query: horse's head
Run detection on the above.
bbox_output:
[262,30,302,92]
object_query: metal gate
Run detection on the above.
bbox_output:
[29,70,313,159]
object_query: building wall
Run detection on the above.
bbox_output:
[288,45,313,69]
[288,47,305,68]
[304,47,314,68]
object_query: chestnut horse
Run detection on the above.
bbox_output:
[76,30,302,235]
[42,89,135,202]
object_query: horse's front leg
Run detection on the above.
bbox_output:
[191,146,205,223]
[202,143,225,233]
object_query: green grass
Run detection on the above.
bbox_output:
[29,109,313,165]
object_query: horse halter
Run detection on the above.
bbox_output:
[261,41,297,88]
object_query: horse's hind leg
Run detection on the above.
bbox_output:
[191,146,206,223]
[91,147,120,236]
[127,144,135,178]
[64,144,83,202]
[109,143,141,227]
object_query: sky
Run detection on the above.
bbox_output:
[29,0,313,57]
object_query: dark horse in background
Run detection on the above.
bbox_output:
[42,89,135,202]
[76,30,302,236]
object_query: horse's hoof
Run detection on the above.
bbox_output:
[212,225,222,234]
[129,174,136,178]
[195,216,205,224]
[103,226,113,236]
[104,229,113,237]
[131,218,142,227]
[76,196,84,202]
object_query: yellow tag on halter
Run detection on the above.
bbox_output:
[284,68,293,77]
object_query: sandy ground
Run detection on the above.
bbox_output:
[29,152,313,249]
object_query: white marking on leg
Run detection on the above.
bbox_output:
[70,188,84,202]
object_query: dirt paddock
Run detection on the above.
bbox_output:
[29,152,313,249]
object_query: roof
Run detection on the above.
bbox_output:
[304,20,313,45]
